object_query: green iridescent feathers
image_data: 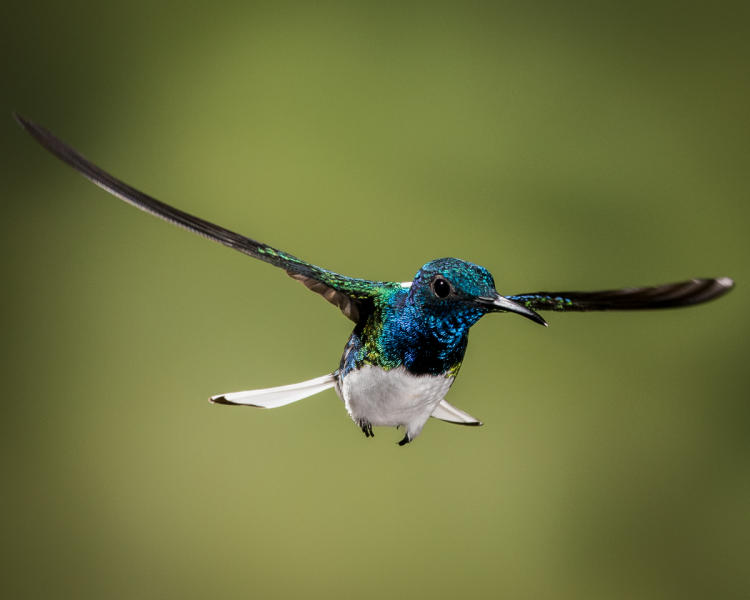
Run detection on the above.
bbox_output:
[15,114,395,322]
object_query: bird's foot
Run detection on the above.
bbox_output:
[397,433,411,447]
[359,419,374,438]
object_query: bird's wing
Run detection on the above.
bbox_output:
[15,114,398,322]
[508,277,734,312]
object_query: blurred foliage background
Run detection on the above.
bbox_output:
[2,2,749,599]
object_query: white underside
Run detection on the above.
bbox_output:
[336,365,454,441]
[210,367,481,442]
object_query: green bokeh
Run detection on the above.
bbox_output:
[2,2,749,599]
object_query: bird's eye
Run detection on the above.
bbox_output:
[432,277,451,298]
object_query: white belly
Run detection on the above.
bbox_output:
[336,365,454,441]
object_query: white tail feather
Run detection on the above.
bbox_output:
[210,373,336,408]
[430,399,482,426]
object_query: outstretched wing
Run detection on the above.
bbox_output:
[508,277,734,312]
[15,114,398,322]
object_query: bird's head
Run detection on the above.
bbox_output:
[407,258,547,328]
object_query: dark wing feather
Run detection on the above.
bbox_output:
[508,278,734,312]
[15,114,396,322]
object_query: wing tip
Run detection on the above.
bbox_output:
[13,112,40,136]
[716,276,734,289]
[699,276,735,304]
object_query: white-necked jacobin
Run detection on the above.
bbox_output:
[15,115,735,445]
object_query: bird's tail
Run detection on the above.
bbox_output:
[209,373,336,408]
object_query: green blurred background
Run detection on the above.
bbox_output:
[2,2,749,598]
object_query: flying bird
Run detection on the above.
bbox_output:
[15,114,735,445]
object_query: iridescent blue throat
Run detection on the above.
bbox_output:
[340,286,485,378]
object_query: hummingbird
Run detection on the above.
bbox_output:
[15,114,734,446]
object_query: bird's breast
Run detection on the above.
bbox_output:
[336,365,454,428]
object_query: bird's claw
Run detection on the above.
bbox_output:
[359,419,374,438]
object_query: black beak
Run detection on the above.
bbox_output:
[477,293,548,327]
